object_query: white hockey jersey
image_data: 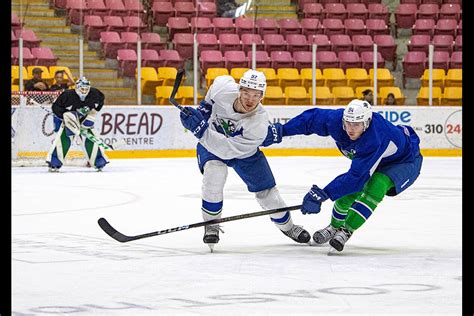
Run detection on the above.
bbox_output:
[199,75,270,160]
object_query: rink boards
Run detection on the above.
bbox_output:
[11,105,462,159]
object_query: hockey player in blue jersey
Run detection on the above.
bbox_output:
[262,99,423,252]
[179,69,311,251]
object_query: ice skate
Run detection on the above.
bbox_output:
[203,225,223,252]
[313,224,337,245]
[329,227,352,252]
[48,166,59,172]
[281,225,311,243]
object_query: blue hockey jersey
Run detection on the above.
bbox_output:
[282,108,421,201]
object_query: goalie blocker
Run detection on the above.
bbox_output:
[46,77,109,171]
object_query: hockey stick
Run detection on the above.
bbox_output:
[98,204,302,243]
[168,68,191,115]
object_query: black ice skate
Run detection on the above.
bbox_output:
[281,225,311,243]
[313,224,337,245]
[203,225,223,252]
[329,227,352,252]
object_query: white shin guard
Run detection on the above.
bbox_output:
[255,187,294,231]
[201,160,228,221]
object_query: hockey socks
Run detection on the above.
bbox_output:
[330,192,360,229]
[344,172,394,232]
[202,200,223,221]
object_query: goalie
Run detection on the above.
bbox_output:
[46,77,109,172]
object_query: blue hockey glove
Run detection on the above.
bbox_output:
[180,107,209,139]
[197,100,212,121]
[301,185,329,214]
[261,123,283,147]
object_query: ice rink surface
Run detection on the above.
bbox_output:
[12,156,462,315]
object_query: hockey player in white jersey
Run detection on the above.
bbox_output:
[179,69,311,250]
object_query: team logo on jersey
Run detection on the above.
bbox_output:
[341,148,356,160]
[213,118,243,137]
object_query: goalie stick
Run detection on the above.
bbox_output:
[168,68,191,115]
[98,204,302,243]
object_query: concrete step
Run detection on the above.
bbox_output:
[106,96,141,105]
[54,50,98,57]
[42,41,91,50]
[245,12,297,19]
[35,32,81,42]
[70,68,119,80]
[258,5,295,11]
[59,58,109,69]
[99,87,136,98]
[26,25,74,34]
[236,0,292,5]
[23,16,67,27]
[12,9,57,17]
[12,2,51,9]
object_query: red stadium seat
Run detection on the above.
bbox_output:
[316,51,339,69]
[141,49,163,68]
[347,3,369,21]
[103,16,127,33]
[224,51,248,69]
[67,0,89,25]
[365,19,389,36]
[241,33,264,52]
[257,18,279,36]
[141,32,167,51]
[235,17,255,36]
[360,51,385,70]
[293,51,314,70]
[100,31,124,58]
[84,15,107,41]
[432,51,450,71]
[325,3,347,20]
[117,49,137,77]
[172,33,194,59]
[395,4,417,30]
[88,0,108,16]
[212,17,235,35]
[330,34,353,53]
[439,3,461,21]
[152,2,174,27]
[159,49,184,68]
[196,33,219,52]
[200,50,225,73]
[11,47,36,66]
[417,3,439,20]
[123,0,145,18]
[449,51,462,68]
[167,17,191,39]
[197,2,216,18]
[344,19,367,36]
[407,34,431,53]
[338,51,362,70]
[435,19,458,37]
[322,19,345,35]
[307,34,331,51]
[402,51,426,87]
[14,29,42,48]
[301,18,322,36]
[263,34,287,53]
[352,34,374,54]
[453,35,462,51]
[412,19,436,36]
[432,34,454,53]
[374,35,397,65]
[368,3,390,23]
[31,47,58,67]
[219,34,242,53]
[105,0,127,16]
[286,34,309,52]
[278,18,302,35]
[120,31,140,50]
[303,3,324,19]
[190,17,213,33]
[174,2,195,19]
[247,51,271,68]
[270,51,294,69]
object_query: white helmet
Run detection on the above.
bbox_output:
[343,99,372,131]
[239,69,267,94]
[75,77,91,101]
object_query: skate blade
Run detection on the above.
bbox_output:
[207,244,215,253]
[327,247,338,256]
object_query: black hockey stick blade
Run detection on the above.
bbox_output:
[169,68,191,115]
[98,204,302,243]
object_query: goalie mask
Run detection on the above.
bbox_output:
[75,77,91,101]
[343,99,372,132]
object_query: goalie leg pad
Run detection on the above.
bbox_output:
[81,109,97,129]
[46,124,73,168]
[63,111,81,136]
[82,129,109,169]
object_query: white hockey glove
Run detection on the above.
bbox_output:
[63,111,81,136]
[81,109,97,129]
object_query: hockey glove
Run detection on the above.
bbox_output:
[301,185,329,214]
[197,100,213,121]
[180,107,209,139]
[81,109,97,129]
[261,123,283,147]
